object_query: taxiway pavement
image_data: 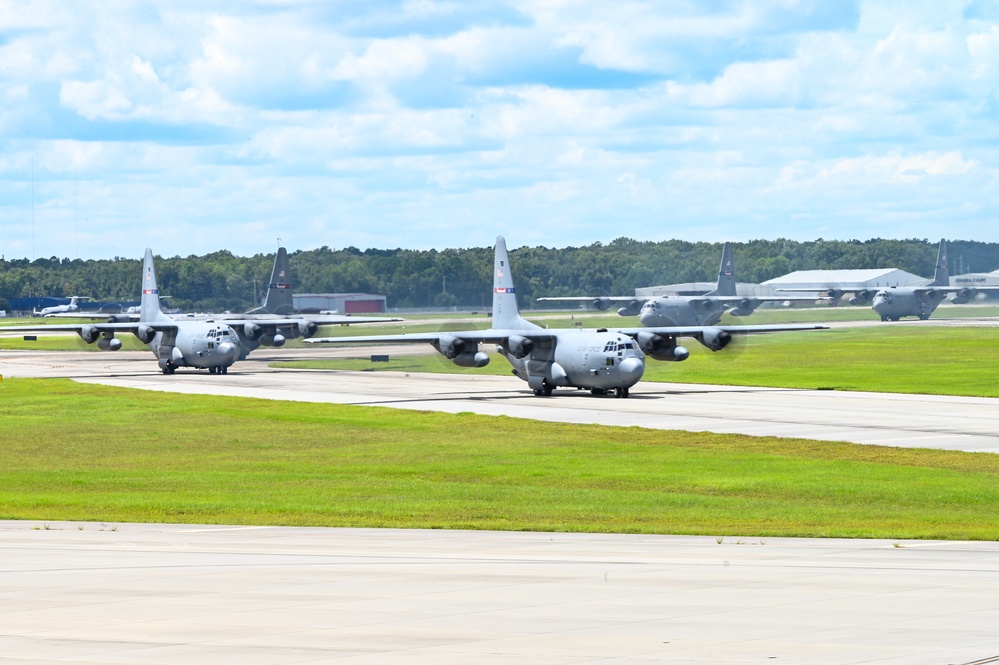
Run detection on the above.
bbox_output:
[3,521,999,664]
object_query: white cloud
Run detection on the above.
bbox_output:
[4,0,999,260]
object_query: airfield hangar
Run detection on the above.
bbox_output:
[292,293,387,314]
[951,268,999,289]
[760,268,926,294]
[635,268,926,299]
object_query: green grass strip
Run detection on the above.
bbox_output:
[2,378,999,540]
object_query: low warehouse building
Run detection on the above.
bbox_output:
[292,293,388,314]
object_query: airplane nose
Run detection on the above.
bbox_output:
[217,341,239,364]
[618,357,644,387]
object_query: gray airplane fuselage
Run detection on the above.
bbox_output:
[871,288,943,321]
[150,322,240,372]
[638,297,729,327]
[502,329,645,392]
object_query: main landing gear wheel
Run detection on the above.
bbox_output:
[615,387,630,398]
[533,382,554,397]
[590,388,607,396]
[162,364,176,375]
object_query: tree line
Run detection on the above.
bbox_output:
[2,238,997,312]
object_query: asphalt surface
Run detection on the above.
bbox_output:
[3,521,999,664]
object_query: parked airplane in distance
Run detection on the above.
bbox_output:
[99,246,402,359]
[780,239,999,321]
[35,296,86,317]
[1,249,241,374]
[538,242,821,326]
[306,237,826,398]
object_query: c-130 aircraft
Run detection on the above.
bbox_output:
[307,237,826,398]
[0,249,241,374]
[779,239,999,321]
[537,242,820,326]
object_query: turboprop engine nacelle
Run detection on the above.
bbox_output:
[636,331,689,362]
[699,327,732,352]
[436,334,465,359]
[505,334,534,359]
[136,325,156,344]
[297,320,318,338]
[951,288,977,305]
[243,323,263,340]
[728,298,757,317]
[592,297,612,311]
[79,325,100,344]
[849,290,875,306]
[617,301,642,317]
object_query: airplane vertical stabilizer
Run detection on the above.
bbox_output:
[139,249,170,323]
[711,242,737,296]
[930,238,949,287]
[492,236,522,328]
[250,247,295,314]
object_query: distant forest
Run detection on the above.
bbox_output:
[2,238,998,312]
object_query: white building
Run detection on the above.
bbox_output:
[761,269,926,295]
[951,269,999,289]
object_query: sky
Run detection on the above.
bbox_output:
[2,0,999,260]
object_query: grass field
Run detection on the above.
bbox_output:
[278,326,999,398]
[3,378,999,539]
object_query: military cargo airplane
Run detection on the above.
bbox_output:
[780,239,999,321]
[306,237,826,398]
[538,242,820,326]
[0,249,241,374]
[100,246,402,359]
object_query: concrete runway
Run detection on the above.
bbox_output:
[4,520,999,665]
[4,347,999,663]
[3,347,998,453]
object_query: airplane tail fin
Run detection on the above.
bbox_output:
[139,249,170,323]
[710,242,737,296]
[492,236,522,328]
[249,247,295,314]
[931,238,949,286]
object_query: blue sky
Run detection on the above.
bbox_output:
[2,0,999,260]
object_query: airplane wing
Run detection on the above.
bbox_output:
[707,296,830,303]
[611,323,828,336]
[537,296,641,303]
[609,323,827,351]
[190,313,402,326]
[40,311,135,320]
[218,315,401,339]
[0,322,176,334]
[536,296,644,311]
[0,321,179,344]
[306,328,559,346]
